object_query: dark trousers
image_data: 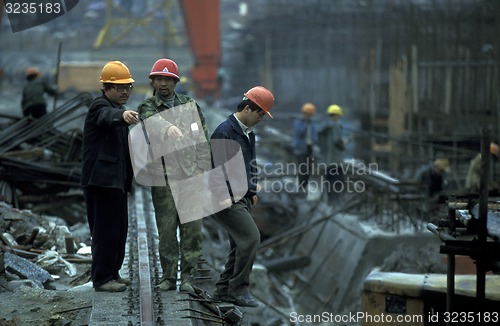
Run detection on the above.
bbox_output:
[297,145,314,190]
[213,197,260,295]
[24,103,47,119]
[84,186,129,288]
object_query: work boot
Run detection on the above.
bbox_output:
[179,280,195,293]
[212,287,229,301]
[157,279,176,291]
[115,277,131,286]
[227,292,259,308]
[95,280,127,292]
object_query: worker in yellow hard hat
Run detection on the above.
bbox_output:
[176,76,190,95]
[293,103,320,194]
[318,104,346,201]
[81,61,139,293]
[465,142,499,192]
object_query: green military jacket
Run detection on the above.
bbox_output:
[138,92,211,180]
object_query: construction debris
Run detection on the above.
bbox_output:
[0,200,91,294]
[0,93,91,222]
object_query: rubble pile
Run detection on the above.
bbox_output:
[0,93,93,300]
[0,93,92,223]
[0,201,91,293]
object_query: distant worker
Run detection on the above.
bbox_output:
[318,104,345,200]
[415,158,450,199]
[81,61,139,292]
[21,67,57,118]
[176,76,190,95]
[210,86,275,308]
[465,142,499,192]
[293,103,319,192]
[138,58,211,293]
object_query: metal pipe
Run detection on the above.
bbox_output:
[477,129,490,309]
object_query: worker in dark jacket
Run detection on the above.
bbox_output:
[414,158,450,214]
[415,158,450,198]
[138,58,211,293]
[210,86,275,308]
[21,67,57,118]
[293,103,319,192]
[81,61,139,292]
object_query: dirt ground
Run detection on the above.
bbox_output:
[0,278,94,326]
[0,244,93,326]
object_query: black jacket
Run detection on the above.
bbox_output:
[81,95,133,192]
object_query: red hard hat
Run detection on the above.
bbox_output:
[243,86,275,118]
[149,59,180,81]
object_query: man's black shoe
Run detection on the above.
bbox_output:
[228,293,259,308]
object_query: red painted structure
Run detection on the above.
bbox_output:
[180,0,221,100]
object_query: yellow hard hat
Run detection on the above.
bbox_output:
[301,103,316,114]
[327,104,343,116]
[100,61,135,84]
[434,158,450,173]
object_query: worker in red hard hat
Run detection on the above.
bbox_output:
[138,58,211,293]
[209,86,275,308]
[465,142,500,192]
[21,67,57,118]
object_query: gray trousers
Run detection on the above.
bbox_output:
[213,197,261,295]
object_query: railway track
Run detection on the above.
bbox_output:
[87,185,245,325]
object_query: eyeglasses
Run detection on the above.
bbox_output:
[112,84,134,92]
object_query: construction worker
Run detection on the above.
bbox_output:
[210,86,275,308]
[293,103,319,193]
[318,104,345,200]
[138,58,211,292]
[415,158,450,199]
[465,142,499,192]
[21,67,57,118]
[81,61,139,292]
[176,76,189,95]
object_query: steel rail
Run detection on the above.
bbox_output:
[134,185,155,325]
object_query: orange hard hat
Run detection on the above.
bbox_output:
[149,58,180,81]
[25,67,41,78]
[243,86,275,118]
[301,103,316,114]
[99,61,135,84]
[490,143,499,158]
